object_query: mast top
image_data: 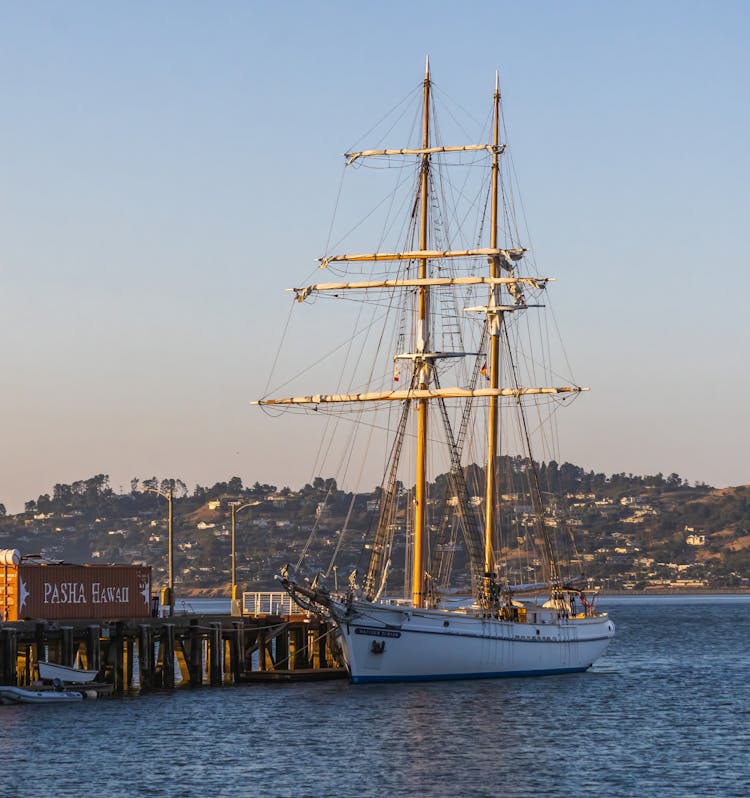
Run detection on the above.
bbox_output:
[425,54,430,78]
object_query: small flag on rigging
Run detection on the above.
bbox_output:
[481,361,488,380]
[393,364,400,382]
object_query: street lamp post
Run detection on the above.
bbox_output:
[229,501,258,616]
[145,487,174,617]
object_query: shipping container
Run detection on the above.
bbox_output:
[1,563,152,621]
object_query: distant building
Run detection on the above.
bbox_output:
[668,579,708,589]
[268,495,288,507]
[620,496,646,506]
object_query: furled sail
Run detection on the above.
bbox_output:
[254,386,587,407]
[345,144,505,165]
[291,275,548,303]
[320,247,525,268]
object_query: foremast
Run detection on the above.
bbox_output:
[483,72,501,609]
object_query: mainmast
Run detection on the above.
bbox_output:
[484,72,501,604]
[413,55,431,609]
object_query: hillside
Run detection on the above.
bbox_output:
[1,469,748,595]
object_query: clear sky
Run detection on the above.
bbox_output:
[1,1,748,512]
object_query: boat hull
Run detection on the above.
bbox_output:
[334,601,615,684]
[0,686,83,704]
[38,660,99,683]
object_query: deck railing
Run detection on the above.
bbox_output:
[241,591,305,617]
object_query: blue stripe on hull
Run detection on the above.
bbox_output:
[351,666,588,684]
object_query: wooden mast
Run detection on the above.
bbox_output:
[484,72,501,602]
[413,56,431,609]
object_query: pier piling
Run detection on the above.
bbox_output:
[188,619,202,686]
[209,623,222,686]
[138,624,154,690]
[87,625,101,673]
[0,628,17,685]
[0,611,346,693]
[160,623,175,689]
[230,622,243,683]
[34,622,46,673]
[111,621,125,692]
[61,626,74,667]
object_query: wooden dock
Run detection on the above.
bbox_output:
[0,614,347,693]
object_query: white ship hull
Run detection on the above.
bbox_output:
[332,599,614,684]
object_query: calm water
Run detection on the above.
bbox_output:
[1,596,748,798]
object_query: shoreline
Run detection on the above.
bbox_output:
[177,586,750,600]
[598,587,750,596]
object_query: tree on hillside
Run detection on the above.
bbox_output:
[53,483,72,504]
[159,478,188,497]
[249,482,276,499]
[666,473,683,489]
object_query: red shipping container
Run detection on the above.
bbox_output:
[1,563,152,621]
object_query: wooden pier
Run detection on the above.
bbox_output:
[0,614,346,693]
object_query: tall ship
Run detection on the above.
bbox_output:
[256,60,615,683]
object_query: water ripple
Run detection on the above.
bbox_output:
[1,596,749,797]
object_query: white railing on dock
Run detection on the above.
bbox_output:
[242,591,305,617]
